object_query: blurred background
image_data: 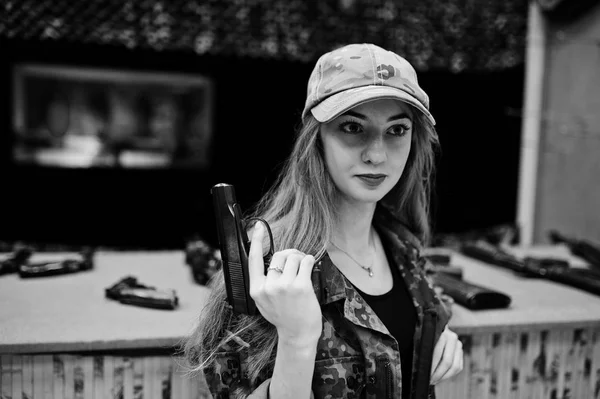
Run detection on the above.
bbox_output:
[0,0,598,250]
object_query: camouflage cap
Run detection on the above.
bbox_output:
[302,43,435,126]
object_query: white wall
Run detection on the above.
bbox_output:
[533,1,600,243]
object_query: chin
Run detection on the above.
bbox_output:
[352,190,388,204]
[337,180,392,204]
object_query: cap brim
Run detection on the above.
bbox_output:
[310,86,435,126]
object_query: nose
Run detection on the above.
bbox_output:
[362,136,387,164]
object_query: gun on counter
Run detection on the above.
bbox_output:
[0,244,33,275]
[460,240,600,296]
[548,230,600,270]
[18,247,95,278]
[0,244,95,278]
[424,253,463,279]
[184,235,221,285]
[424,253,512,310]
[105,276,179,310]
[211,183,324,315]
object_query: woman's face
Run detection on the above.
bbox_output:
[319,99,413,205]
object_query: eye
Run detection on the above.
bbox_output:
[338,121,363,134]
[388,123,411,137]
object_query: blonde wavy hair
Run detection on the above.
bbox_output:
[181,109,440,394]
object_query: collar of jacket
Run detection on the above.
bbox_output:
[314,206,436,336]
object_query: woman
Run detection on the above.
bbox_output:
[183,43,463,398]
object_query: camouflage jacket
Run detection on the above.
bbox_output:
[204,211,452,399]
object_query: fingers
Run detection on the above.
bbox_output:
[431,336,455,383]
[440,341,463,382]
[431,329,464,384]
[280,252,304,282]
[267,250,304,280]
[297,254,316,282]
[430,331,446,379]
[248,222,266,288]
[267,250,301,281]
[265,250,315,288]
[453,345,464,376]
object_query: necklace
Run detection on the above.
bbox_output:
[330,240,375,277]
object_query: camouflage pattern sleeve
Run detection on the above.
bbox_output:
[245,379,316,399]
[203,350,316,399]
[204,366,314,399]
[203,349,243,398]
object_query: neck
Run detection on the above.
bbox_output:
[332,200,377,253]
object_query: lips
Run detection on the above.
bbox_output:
[356,174,387,187]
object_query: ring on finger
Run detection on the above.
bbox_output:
[267,264,284,273]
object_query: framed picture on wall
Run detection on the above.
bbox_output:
[11,64,213,169]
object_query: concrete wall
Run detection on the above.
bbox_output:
[534,1,600,243]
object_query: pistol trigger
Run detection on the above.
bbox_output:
[244,217,276,269]
[265,227,275,263]
[263,253,272,268]
[262,220,275,254]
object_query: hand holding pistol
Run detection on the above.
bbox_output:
[211,183,323,315]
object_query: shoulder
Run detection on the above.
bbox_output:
[375,216,424,261]
[393,221,423,250]
[374,205,424,250]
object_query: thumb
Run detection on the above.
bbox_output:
[248,222,266,283]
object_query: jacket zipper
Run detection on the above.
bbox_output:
[375,358,394,398]
[413,307,438,399]
[385,360,393,399]
[354,379,366,397]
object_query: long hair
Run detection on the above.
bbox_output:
[181,109,439,392]
[380,111,440,246]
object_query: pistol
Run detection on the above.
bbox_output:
[0,244,33,275]
[185,235,222,285]
[105,276,179,310]
[424,254,464,280]
[18,247,95,278]
[460,240,600,296]
[211,183,323,315]
[549,230,600,269]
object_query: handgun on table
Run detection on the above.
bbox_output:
[461,240,600,296]
[18,247,95,278]
[105,276,179,310]
[549,230,600,270]
[0,244,33,275]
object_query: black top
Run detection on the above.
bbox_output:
[353,255,417,399]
